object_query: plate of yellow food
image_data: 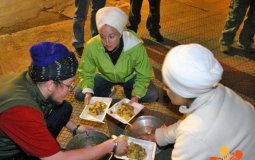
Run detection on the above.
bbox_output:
[114,135,156,160]
[80,97,112,123]
[107,98,144,125]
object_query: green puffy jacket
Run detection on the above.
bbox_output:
[78,31,154,98]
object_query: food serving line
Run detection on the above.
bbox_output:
[58,94,180,160]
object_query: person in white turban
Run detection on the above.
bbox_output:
[140,44,255,159]
[75,7,159,105]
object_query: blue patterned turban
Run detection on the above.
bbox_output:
[28,42,78,82]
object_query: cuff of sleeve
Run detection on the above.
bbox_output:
[82,88,94,95]
[155,127,175,146]
[135,96,141,99]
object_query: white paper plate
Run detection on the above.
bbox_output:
[80,97,112,123]
[114,136,156,160]
[107,98,144,125]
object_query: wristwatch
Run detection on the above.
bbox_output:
[72,125,80,136]
[112,139,118,155]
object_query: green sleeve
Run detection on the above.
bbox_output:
[132,44,154,97]
[78,46,96,91]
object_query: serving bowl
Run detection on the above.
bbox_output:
[125,115,164,137]
[125,116,165,154]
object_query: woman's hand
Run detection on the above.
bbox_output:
[138,133,156,142]
[84,93,92,106]
[129,96,139,104]
[77,125,96,135]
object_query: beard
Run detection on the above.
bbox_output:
[48,95,63,106]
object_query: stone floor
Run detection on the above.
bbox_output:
[0,0,255,158]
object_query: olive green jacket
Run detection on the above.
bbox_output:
[0,72,52,159]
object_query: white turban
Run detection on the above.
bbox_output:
[96,7,127,34]
[162,43,223,98]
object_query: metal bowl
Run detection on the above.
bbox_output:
[65,131,111,160]
[125,116,165,154]
[125,115,164,137]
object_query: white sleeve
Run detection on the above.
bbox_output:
[155,120,181,146]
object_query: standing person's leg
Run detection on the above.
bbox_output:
[238,0,255,51]
[219,0,249,52]
[90,0,106,37]
[146,0,160,31]
[45,101,73,138]
[147,0,163,42]
[123,77,159,102]
[72,0,91,56]
[127,0,143,32]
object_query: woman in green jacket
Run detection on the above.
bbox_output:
[74,7,158,105]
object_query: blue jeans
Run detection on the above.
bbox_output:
[219,0,255,46]
[75,74,159,102]
[72,0,106,48]
[90,0,106,37]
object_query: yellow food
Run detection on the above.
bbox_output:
[115,103,135,121]
[126,142,146,160]
[88,101,107,116]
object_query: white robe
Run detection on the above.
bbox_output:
[155,84,255,159]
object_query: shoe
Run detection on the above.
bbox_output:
[237,42,255,53]
[74,47,84,58]
[149,31,164,42]
[220,44,232,53]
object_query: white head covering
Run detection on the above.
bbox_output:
[162,43,223,98]
[96,7,127,34]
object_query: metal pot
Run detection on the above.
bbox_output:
[65,131,112,160]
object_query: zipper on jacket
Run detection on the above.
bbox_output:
[113,67,117,82]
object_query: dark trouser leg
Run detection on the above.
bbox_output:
[90,0,106,37]
[127,0,143,32]
[123,77,159,102]
[146,0,161,32]
[74,83,85,101]
[93,74,113,97]
[239,0,255,46]
[122,77,134,99]
[219,0,249,46]
[74,74,113,101]
[72,0,90,48]
[141,82,159,102]
[45,101,72,138]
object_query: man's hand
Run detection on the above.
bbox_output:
[138,133,156,142]
[114,135,128,156]
[77,125,95,135]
